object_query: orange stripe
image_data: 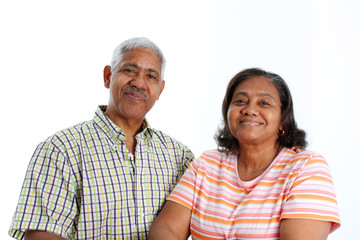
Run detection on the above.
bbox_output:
[306,158,328,166]
[292,175,333,189]
[287,193,338,204]
[281,213,340,223]
[257,178,286,187]
[181,179,196,190]
[192,207,281,225]
[167,196,192,209]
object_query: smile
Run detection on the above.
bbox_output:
[239,121,262,126]
[123,87,149,101]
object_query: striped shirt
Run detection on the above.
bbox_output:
[168,148,340,239]
[9,106,194,240]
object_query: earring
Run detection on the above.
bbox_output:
[278,129,285,136]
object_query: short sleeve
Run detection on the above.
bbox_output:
[167,156,199,210]
[281,154,341,232]
[9,140,78,239]
[182,146,195,172]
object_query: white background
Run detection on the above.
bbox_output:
[1,0,359,239]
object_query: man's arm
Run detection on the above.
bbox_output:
[9,140,79,239]
[280,219,331,240]
[25,230,67,240]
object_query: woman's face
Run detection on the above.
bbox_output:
[227,76,282,147]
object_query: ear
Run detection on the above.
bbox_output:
[103,65,112,89]
[279,125,283,133]
[279,120,283,131]
[157,80,165,100]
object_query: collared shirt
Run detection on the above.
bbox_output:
[9,106,194,240]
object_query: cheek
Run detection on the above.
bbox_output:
[227,106,235,121]
[268,112,282,128]
[110,82,119,96]
[227,108,238,131]
[109,77,118,91]
[149,84,164,101]
[226,110,233,128]
[111,76,128,91]
[227,105,240,120]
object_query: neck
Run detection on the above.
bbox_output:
[237,143,282,181]
[104,110,145,155]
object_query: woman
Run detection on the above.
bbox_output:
[149,68,340,239]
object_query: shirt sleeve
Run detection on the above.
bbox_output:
[181,145,195,173]
[281,153,341,232]
[9,140,78,239]
[167,156,199,210]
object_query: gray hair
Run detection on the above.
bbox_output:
[110,37,166,80]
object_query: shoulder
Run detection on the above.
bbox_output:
[196,149,236,166]
[279,148,330,174]
[200,149,234,160]
[40,120,94,152]
[150,128,193,153]
[281,148,327,164]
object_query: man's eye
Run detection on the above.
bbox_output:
[123,68,135,74]
[148,74,156,79]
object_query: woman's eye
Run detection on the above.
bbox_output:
[260,101,270,105]
[234,99,246,104]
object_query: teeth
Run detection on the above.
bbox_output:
[240,121,261,125]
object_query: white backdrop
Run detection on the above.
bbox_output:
[1,0,359,239]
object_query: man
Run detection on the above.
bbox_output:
[9,37,194,239]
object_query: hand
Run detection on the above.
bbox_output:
[290,146,305,153]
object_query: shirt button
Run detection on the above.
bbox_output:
[112,145,117,152]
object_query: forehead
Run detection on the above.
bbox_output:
[233,76,280,98]
[119,48,161,71]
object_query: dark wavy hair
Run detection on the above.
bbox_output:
[214,68,307,153]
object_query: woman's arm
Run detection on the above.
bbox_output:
[25,230,67,240]
[280,219,331,240]
[149,200,192,240]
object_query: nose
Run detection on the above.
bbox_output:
[241,103,258,116]
[129,71,147,89]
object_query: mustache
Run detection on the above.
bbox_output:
[123,86,149,101]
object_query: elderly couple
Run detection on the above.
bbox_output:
[9,37,340,240]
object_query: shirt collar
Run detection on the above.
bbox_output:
[93,105,153,143]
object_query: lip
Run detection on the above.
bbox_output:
[239,119,263,126]
[122,87,149,102]
[124,90,147,101]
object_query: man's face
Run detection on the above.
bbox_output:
[104,48,165,123]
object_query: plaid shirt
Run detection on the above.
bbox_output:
[9,106,194,239]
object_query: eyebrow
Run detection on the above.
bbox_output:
[234,91,277,101]
[120,63,160,76]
